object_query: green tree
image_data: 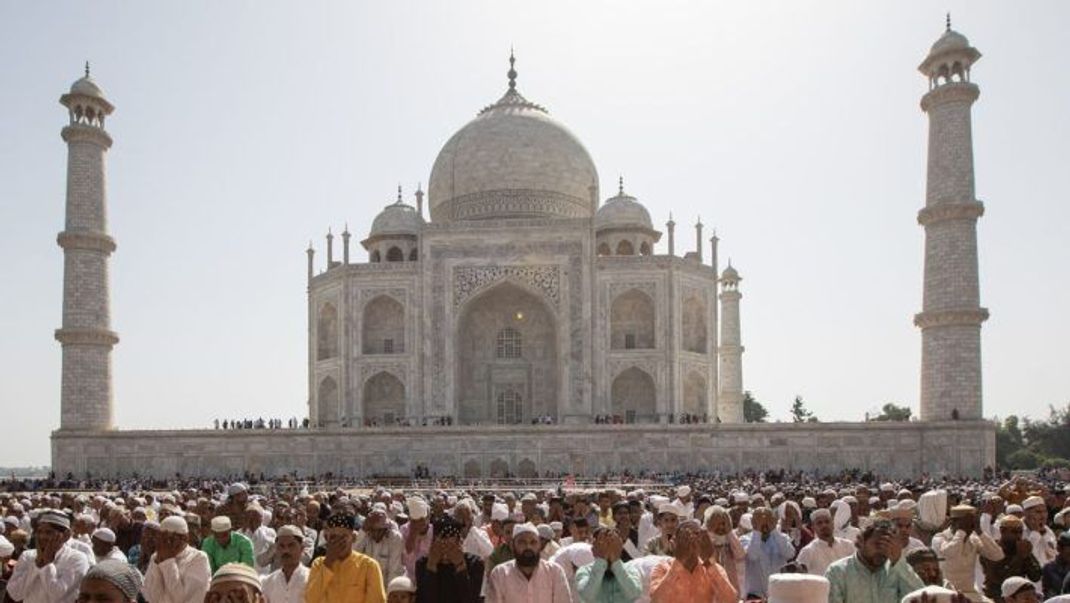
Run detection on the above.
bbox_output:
[1022,402,1070,460]
[872,403,912,422]
[995,415,1025,468]
[743,391,768,423]
[1006,449,1044,470]
[790,395,814,423]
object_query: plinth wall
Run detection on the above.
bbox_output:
[52,420,995,479]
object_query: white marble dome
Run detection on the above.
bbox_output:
[70,75,106,100]
[595,189,652,231]
[428,63,599,222]
[929,29,970,56]
[369,200,423,238]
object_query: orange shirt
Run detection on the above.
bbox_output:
[649,558,738,603]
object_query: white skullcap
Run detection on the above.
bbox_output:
[550,542,594,568]
[277,524,303,539]
[407,498,429,520]
[801,497,817,509]
[387,576,416,594]
[1000,576,1037,599]
[657,502,688,518]
[549,521,563,531]
[767,573,830,603]
[897,499,918,511]
[211,516,232,532]
[211,562,261,591]
[227,483,248,496]
[1005,504,1024,515]
[732,492,750,504]
[880,483,895,492]
[92,527,116,543]
[1021,496,1045,510]
[521,492,537,502]
[714,498,729,506]
[491,503,510,522]
[841,496,858,505]
[900,585,958,603]
[648,495,669,507]
[512,522,539,539]
[869,496,881,505]
[160,516,189,535]
[676,485,692,498]
[537,524,554,540]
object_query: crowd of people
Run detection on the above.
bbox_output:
[216,418,306,430]
[1,471,1069,602]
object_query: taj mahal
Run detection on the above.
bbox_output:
[50,24,996,478]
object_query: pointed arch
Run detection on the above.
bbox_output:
[369,249,382,263]
[611,367,657,423]
[455,281,558,425]
[386,246,404,262]
[363,371,406,425]
[639,241,652,256]
[408,247,419,261]
[597,242,611,257]
[683,370,707,416]
[363,295,404,354]
[611,288,655,349]
[682,293,708,353]
[317,302,339,360]
[317,376,339,427]
[616,240,635,256]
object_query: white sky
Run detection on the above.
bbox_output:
[1,1,1067,467]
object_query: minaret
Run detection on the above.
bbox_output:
[717,263,744,423]
[694,217,704,262]
[56,64,118,431]
[915,19,988,421]
[326,228,334,267]
[666,213,675,256]
[341,225,351,265]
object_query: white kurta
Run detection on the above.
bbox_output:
[141,545,213,603]
[932,528,1003,600]
[261,564,310,603]
[5,544,90,603]
[796,537,856,577]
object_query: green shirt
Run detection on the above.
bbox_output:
[826,553,924,603]
[201,532,255,573]
[576,558,643,603]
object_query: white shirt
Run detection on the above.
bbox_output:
[5,543,90,603]
[66,538,95,566]
[932,528,1003,597]
[637,511,658,549]
[242,525,277,574]
[796,536,856,577]
[95,546,128,564]
[142,544,212,603]
[261,564,309,603]
[1025,526,1058,568]
[485,559,572,603]
[625,555,673,603]
[354,528,405,585]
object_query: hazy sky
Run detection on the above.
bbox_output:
[2,1,1067,467]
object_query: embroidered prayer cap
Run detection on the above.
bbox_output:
[211,562,262,592]
[85,559,144,600]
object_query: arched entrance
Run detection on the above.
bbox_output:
[363,372,406,426]
[611,367,657,423]
[455,281,558,425]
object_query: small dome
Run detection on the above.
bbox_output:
[369,201,423,238]
[595,189,652,231]
[721,264,740,281]
[69,75,107,101]
[929,30,969,56]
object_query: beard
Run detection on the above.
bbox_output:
[516,550,539,568]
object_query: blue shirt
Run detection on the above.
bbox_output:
[741,530,795,597]
[576,558,643,603]
[825,553,925,603]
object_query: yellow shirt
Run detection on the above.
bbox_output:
[305,551,386,603]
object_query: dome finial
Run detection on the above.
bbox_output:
[397,184,404,204]
[85,61,90,77]
[618,176,624,196]
[946,12,951,31]
[508,47,517,91]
